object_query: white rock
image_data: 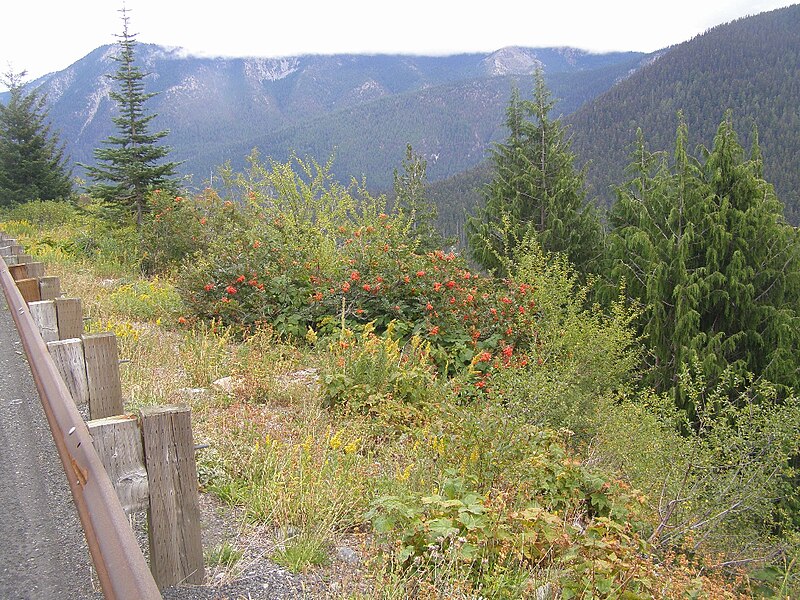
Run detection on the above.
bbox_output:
[212,376,236,394]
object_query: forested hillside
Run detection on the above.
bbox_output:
[431,4,800,239]
[6,45,643,190]
[568,3,800,221]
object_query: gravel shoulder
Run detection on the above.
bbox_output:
[160,492,371,600]
[0,297,101,599]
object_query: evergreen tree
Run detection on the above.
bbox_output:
[0,70,72,206]
[84,7,180,225]
[609,113,800,416]
[466,71,603,276]
[393,144,445,251]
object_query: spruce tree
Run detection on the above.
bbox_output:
[0,70,72,206]
[609,113,800,416]
[466,71,603,276]
[84,7,180,226]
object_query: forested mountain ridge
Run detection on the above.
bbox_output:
[430,4,800,237]
[567,3,800,221]
[2,44,645,189]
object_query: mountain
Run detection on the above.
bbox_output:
[567,4,800,221]
[6,45,645,192]
[11,6,797,236]
[430,4,800,238]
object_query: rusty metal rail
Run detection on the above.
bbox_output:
[0,256,162,599]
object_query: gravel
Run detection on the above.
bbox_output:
[0,297,102,599]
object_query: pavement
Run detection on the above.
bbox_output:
[0,293,101,599]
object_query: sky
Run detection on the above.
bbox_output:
[1,0,797,89]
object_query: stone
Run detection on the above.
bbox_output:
[212,376,236,395]
[335,546,359,565]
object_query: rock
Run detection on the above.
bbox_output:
[212,376,236,394]
[335,546,359,565]
[535,583,556,600]
[275,368,319,389]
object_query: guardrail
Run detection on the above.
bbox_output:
[0,242,162,599]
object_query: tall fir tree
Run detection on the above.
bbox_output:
[0,70,72,206]
[466,71,603,277]
[84,7,180,226]
[609,112,800,417]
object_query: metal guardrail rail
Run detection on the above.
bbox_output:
[0,254,162,599]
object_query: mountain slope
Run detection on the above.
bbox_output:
[208,56,648,191]
[8,45,644,188]
[567,4,800,221]
[431,4,800,241]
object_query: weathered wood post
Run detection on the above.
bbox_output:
[140,405,205,588]
[16,278,41,302]
[87,415,150,514]
[8,263,28,280]
[55,297,83,339]
[25,261,45,278]
[82,332,124,419]
[47,338,90,407]
[38,276,61,301]
[28,300,59,342]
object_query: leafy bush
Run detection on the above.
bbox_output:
[138,189,216,274]
[485,242,641,440]
[594,366,800,594]
[367,443,652,598]
[320,322,440,430]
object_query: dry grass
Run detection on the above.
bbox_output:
[19,250,760,599]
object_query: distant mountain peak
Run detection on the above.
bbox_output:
[482,47,543,76]
[243,57,300,83]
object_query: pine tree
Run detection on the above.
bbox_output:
[466,71,603,276]
[84,7,180,225]
[609,113,800,416]
[0,70,72,206]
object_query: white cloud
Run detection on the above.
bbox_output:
[1,0,796,88]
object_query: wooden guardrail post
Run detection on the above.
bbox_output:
[55,297,83,339]
[39,276,61,301]
[28,300,59,342]
[82,332,124,420]
[9,263,27,280]
[88,415,150,514]
[25,262,45,278]
[47,338,90,407]
[16,278,41,302]
[140,405,205,588]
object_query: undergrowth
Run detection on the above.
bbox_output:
[3,193,797,599]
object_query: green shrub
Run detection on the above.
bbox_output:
[367,458,651,598]
[594,366,800,593]
[320,322,440,431]
[479,243,640,440]
[108,277,185,322]
[1,199,79,228]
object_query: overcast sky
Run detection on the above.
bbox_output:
[1,0,796,88]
